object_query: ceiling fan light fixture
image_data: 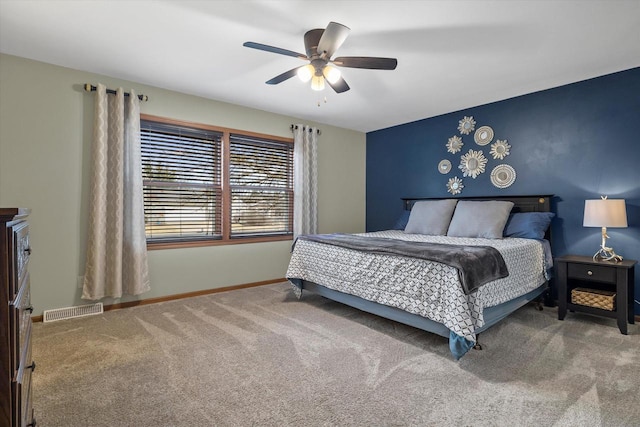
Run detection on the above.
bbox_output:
[311,75,325,91]
[322,65,341,84]
[297,64,314,82]
[244,21,397,94]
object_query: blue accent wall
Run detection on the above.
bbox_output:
[366,67,640,314]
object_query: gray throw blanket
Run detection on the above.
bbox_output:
[295,234,509,295]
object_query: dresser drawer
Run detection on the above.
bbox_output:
[12,223,30,301]
[1,209,33,427]
[10,273,33,374]
[22,385,35,427]
[13,327,35,427]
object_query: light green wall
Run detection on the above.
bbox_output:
[0,54,366,315]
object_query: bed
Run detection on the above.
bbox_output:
[286,195,554,360]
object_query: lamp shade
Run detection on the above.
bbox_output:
[322,65,341,84]
[310,75,325,91]
[583,199,628,228]
[297,64,314,83]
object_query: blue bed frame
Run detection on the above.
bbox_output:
[291,195,553,358]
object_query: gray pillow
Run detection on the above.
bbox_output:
[404,199,458,235]
[447,200,514,239]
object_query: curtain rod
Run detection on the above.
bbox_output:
[290,124,321,135]
[84,84,149,102]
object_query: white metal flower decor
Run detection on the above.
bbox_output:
[446,135,464,154]
[458,116,476,135]
[459,149,487,179]
[447,177,464,195]
[438,159,452,174]
[490,139,511,160]
[490,164,516,188]
[474,126,494,146]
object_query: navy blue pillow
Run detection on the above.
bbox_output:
[392,210,411,230]
[503,212,555,240]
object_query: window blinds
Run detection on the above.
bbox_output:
[141,120,222,242]
[229,134,293,237]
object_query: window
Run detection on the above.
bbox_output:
[229,134,293,237]
[140,115,293,249]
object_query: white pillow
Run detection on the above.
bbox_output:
[404,199,458,235]
[447,200,514,239]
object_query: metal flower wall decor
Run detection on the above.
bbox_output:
[438,159,452,174]
[447,177,464,195]
[490,139,511,160]
[474,126,494,146]
[459,149,487,179]
[490,164,516,188]
[446,135,464,154]
[438,116,517,194]
[458,116,476,135]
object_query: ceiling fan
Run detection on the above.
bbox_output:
[243,22,397,93]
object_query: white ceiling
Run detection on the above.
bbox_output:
[1,0,639,133]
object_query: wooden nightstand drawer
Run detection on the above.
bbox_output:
[567,263,616,284]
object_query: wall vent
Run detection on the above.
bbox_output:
[43,302,103,323]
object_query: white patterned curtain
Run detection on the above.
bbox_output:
[293,124,319,239]
[82,84,150,300]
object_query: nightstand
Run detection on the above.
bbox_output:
[556,255,636,334]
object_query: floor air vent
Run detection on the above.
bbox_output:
[43,302,104,322]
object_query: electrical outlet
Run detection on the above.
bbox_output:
[77,275,84,289]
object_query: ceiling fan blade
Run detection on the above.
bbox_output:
[317,22,350,58]
[327,76,350,94]
[266,67,303,85]
[243,42,307,60]
[333,56,398,70]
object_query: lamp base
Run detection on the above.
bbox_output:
[593,226,623,262]
[593,246,624,262]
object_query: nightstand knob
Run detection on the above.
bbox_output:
[587,270,593,276]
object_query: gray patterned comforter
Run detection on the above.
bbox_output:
[286,230,548,344]
[295,233,509,294]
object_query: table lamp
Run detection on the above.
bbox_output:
[583,196,628,262]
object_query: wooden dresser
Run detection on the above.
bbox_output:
[1,209,36,427]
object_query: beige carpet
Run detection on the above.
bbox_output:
[32,283,640,426]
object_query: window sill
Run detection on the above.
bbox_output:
[147,234,293,250]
